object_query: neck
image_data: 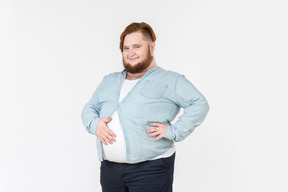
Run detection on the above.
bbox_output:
[126,60,157,80]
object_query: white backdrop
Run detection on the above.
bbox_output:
[1,0,287,191]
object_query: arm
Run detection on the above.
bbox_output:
[164,75,210,142]
[81,76,108,135]
[81,78,117,144]
[81,85,102,135]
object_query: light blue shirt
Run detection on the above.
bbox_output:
[81,66,209,163]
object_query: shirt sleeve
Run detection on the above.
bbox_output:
[81,77,105,135]
[164,75,209,142]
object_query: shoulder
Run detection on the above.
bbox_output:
[156,67,182,80]
[102,71,124,81]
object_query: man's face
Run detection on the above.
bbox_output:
[122,32,154,74]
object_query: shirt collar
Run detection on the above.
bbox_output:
[121,66,160,76]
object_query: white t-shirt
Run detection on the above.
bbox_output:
[102,79,175,163]
[102,79,139,162]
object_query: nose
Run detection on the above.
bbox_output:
[128,48,135,56]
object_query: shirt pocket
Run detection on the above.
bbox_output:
[140,80,168,99]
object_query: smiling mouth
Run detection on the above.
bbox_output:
[128,57,139,60]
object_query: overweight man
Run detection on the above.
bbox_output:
[81,22,209,192]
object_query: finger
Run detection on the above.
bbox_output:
[148,122,161,127]
[100,138,108,146]
[106,138,113,145]
[148,129,161,137]
[103,132,116,142]
[101,134,114,145]
[153,135,163,142]
[105,128,117,138]
[148,133,158,138]
[146,128,158,133]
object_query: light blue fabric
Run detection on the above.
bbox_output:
[81,66,209,163]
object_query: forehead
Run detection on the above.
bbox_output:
[123,32,146,46]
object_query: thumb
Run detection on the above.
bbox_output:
[103,116,112,123]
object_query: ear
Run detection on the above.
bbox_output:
[150,42,156,54]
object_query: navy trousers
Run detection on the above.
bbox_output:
[100,153,175,192]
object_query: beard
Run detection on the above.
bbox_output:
[122,49,154,74]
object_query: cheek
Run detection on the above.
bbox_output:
[138,50,147,58]
[122,53,128,59]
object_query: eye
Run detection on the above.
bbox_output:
[124,47,129,50]
[135,45,140,48]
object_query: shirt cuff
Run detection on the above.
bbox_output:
[165,124,176,141]
[88,118,100,135]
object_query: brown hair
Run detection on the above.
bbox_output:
[120,22,156,52]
